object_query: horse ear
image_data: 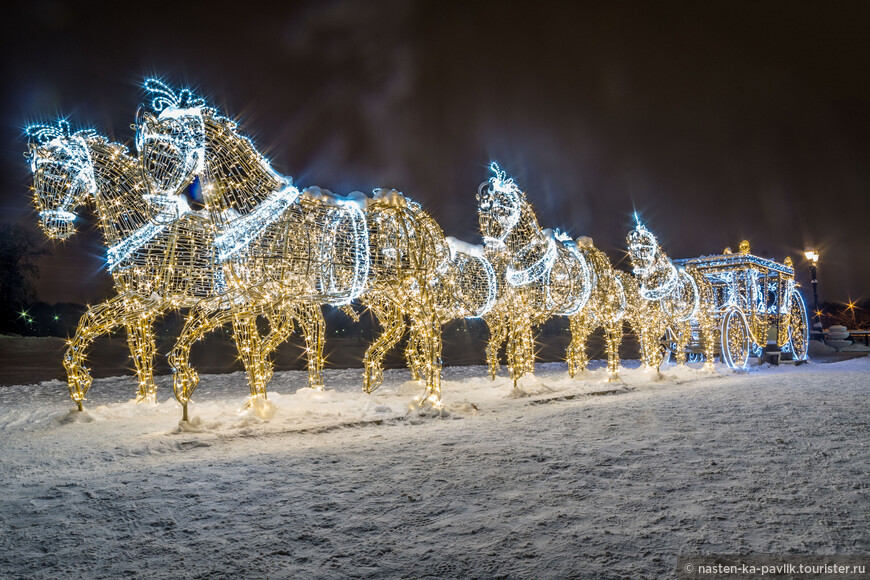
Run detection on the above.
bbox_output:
[132,105,144,131]
[134,107,153,153]
[135,110,158,140]
[139,108,157,126]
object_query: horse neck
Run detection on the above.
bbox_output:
[201,114,287,224]
[583,246,608,280]
[87,140,155,247]
[649,249,673,279]
[370,200,450,264]
[503,202,545,253]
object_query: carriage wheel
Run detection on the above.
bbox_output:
[787,289,809,361]
[721,308,751,369]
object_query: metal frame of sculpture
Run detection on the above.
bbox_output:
[25,80,813,420]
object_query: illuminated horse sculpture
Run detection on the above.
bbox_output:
[136,83,332,407]
[564,237,643,377]
[359,191,497,400]
[137,83,496,414]
[477,164,602,387]
[136,90,366,420]
[25,120,292,410]
[626,216,716,370]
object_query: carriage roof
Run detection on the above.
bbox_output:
[674,253,794,278]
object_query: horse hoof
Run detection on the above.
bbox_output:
[136,392,158,405]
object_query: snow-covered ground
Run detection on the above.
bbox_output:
[1,358,868,579]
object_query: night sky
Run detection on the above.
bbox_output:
[2,1,869,306]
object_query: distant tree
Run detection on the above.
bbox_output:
[0,224,48,333]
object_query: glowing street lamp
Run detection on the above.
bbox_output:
[804,249,821,331]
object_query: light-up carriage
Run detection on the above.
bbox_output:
[674,242,810,368]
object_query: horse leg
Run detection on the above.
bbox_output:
[405,327,428,382]
[484,313,508,380]
[231,313,270,401]
[521,319,536,377]
[362,301,405,394]
[644,328,663,372]
[169,297,233,421]
[263,308,295,350]
[259,303,320,389]
[674,320,689,366]
[256,308,297,393]
[643,311,668,372]
[567,313,593,377]
[604,320,622,379]
[506,310,533,389]
[296,305,326,390]
[126,312,158,404]
[506,317,521,389]
[412,314,443,408]
[629,320,667,372]
[64,294,144,410]
[429,319,444,407]
[699,309,717,371]
[404,331,418,381]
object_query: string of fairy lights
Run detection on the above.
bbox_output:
[25,79,809,420]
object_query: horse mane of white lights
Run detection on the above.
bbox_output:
[25,79,809,420]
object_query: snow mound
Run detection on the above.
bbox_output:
[808,339,836,355]
[0,358,868,578]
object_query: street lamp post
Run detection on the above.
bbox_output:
[804,249,821,331]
